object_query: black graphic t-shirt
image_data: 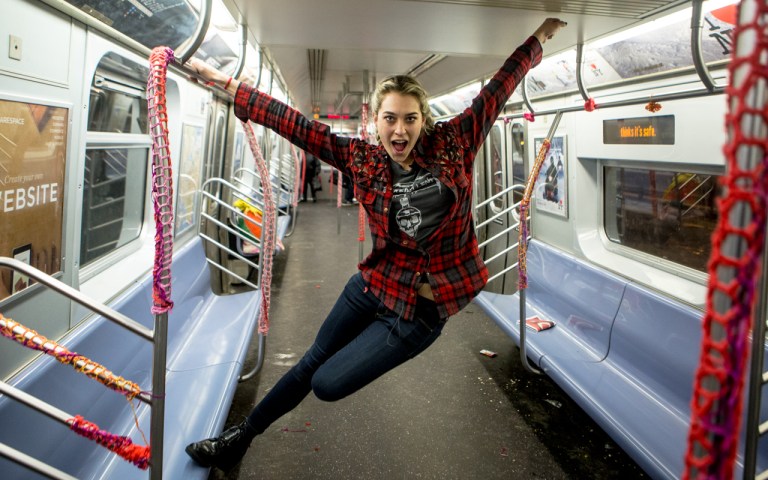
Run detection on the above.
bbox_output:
[389,163,454,245]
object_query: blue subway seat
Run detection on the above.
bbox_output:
[0,237,261,479]
[473,239,722,480]
[475,240,626,364]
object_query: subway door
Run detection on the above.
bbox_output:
[201,98,231,294]
[478,122,510,294]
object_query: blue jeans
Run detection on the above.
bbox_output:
[245,272,446,435]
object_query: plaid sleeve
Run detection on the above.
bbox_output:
[452,36,543,158]
[233,84,352,170]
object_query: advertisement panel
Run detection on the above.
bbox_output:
[0,99,68,300]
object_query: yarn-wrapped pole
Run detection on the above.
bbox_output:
[517,138,550,290]
[517,111,563,289]
[357,103,370,262]
[358,104,369,245]
[146,45,175,478]
[146,46,175,314]
[241,120,276,335]
[684,1,768,478]
[0,314,143,400]
[290,144,301,208]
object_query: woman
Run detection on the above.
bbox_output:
[185,17,566,471]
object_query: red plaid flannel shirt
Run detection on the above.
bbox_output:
[234,36,542,320]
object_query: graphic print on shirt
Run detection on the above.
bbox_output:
[392,169,440,238]
[396,196,421,237]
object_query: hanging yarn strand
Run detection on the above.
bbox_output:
[358,103,369,243]
[146,46,175,314]
[290,145,301,208]
[684,3,768,478]
[517,139,551,290]
[241,120,276,335]
[0,314,143,399]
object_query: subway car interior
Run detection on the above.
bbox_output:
[0,0,766,479]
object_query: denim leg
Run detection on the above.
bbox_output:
[310,295,445,401]
[246,273,380,434]
[246,274,445,435]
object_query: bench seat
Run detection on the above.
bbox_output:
[475,241,626,364]
[0,237,261,479]
[473,240,729,480]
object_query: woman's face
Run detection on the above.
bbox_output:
[374,92,425,165]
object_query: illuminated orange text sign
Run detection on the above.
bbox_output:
[603,115,675,145]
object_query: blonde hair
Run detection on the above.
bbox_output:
[372,75,435,135]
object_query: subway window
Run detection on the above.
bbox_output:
[488,125,504,212]
[509,122,525,205]
[604,166,720,273]
[80,54,150,267]
[80,148,148,265]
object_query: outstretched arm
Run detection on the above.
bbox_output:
[184,58,352,171]
[453,18,567,155]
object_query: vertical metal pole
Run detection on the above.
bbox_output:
[738,3,768,478]
[149,313,168,480]
[147,48,174,479]
[692,1,767,477]
[575,43,591,102]
[518,111,563,376]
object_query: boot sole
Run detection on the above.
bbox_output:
[185,443,215,468]
[185,443,241,471]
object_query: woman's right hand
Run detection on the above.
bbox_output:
[185,57,240,94]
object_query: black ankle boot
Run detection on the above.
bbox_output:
[185,421,253,471]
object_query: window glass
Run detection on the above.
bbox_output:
[488,125,504,211]
[81,54,149,267]
[428,82,480,116]
[63,0,198,50]
[88,86,147,134]
[81,147,148,265]
[191,0,241,77]
[590,6,734,82]
[604,166,720,273]
[509,123,526,184]
[526,2,737,98]
[175,124,205,236]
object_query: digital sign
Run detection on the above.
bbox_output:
[603,115,675,145]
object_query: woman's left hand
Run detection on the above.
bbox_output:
[533,18,568,44]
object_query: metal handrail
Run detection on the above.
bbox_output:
[476,200,523,232]
[231,22,247,81]
[521,76,536,116]
[199,178,266,289]
[475,183,525,210]
[502,84,724,122]
[575,43,592,103]
[0,258,162,478]
[0,441,76,480]
[0,259,152,342]
[177,0,212,64]
[691,0,720,93]
[198,175,270,382]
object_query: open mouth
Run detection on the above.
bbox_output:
[392,140,408,155]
